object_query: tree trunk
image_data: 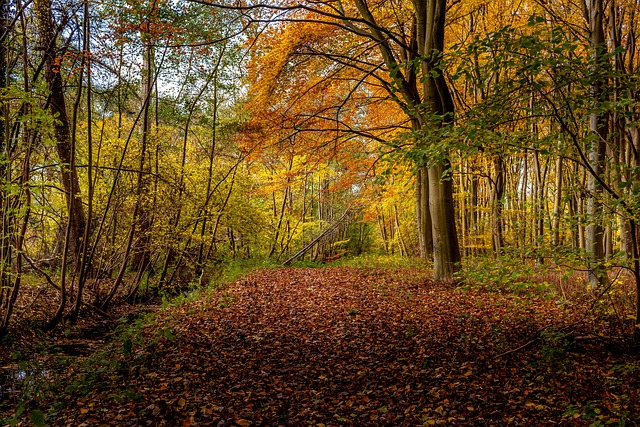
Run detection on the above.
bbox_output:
[416,165,432,258]
[418,0,461,280]
[34,0,86,260]
[491,155,505,257]
[428,162,460,279]
[348,0,460,279]
[585,0,609,288]
[533,149,544,264]
[71,0,93,322]
[131,36,153,276]
[552,156,563,246]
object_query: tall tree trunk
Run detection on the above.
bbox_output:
[34,0,86,260]
[0,0,6,149]
[585,0,609,288]
[71,0,93,322]
[418,0,460,279]
[348,0,459,279]
[470,173,478,256]
[533,149,545,264]
[0,0,10,318]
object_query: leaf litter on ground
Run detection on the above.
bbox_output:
[10,267,640,426]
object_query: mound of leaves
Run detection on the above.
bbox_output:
[17,267,640,425]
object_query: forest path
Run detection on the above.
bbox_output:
[42,267,639,425]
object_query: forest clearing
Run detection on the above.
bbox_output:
[3,0,640,424]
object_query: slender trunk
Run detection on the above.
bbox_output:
[522,155,529,248]
[416,166,432,258]
[628,219,640,343]
[0,0,10,326]
[377,209,389,255]
[470,173,478,256]
[131,37,153,276]
[585,0,609,288]
[491,155,505,257]
[197,65,220,272]
[552,156,563,246]
[394,205,408,256]
[269,186,289,258]
[71,0,92,322]
[533,149,544,264]
[0,0,6,149]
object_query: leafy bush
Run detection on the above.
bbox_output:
[455,253,554,294]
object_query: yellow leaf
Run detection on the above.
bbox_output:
[178,397,186,408]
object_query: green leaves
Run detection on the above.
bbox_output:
[29,410,47,427]
[527,14,546,27]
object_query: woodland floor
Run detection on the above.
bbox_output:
[2,266,640,426]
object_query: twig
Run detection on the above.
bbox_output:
[495,339,537,358]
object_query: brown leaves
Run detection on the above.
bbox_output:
[37,267,640,425]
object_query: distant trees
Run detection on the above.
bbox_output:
[225,0,461,279]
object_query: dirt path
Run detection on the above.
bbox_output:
[15,267,640,425]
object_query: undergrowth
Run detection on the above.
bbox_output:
[1,257,277,426]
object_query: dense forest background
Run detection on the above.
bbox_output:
[1,0,640,337]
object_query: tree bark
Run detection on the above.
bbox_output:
[34,0,86,260]
[491,155,505,256]
[552,156,563,246]
[416,165,432,258]
[417,0,461,280]
[584,0,609,288]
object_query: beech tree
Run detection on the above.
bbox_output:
[202,0,462,280]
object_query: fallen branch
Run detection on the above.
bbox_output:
[282,207,351,266]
